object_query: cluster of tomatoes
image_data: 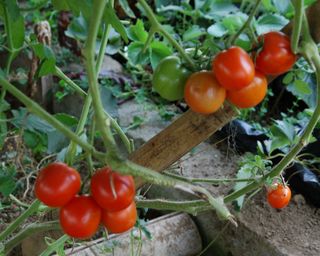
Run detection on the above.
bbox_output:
[35,162,136,239]
[153,31,297,114]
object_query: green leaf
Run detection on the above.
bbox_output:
[104,3,128,43]
[11,108,54,133]
[272,0,291,14]
[0,112,7,150]
[54,113,78,127]
[150,41,172,70]
[67,0,92,21]
[0,165,16,197]
[119,0,136,18]
[271,120,296,142]
[65,15,88,41]
[52,0,70,10]
[282,72,294,85]
[207,23,227,37]
[292,80,312,95]
[235,33,251,51]
[0,0,25,52]
[127,19,148,42]
[222,13,248,33]
[233,163,253,210]
[255,13,289,35]
[183,25,205,41]
[100,86,118,118]
[127,42,149,65]
[38,58,56,77]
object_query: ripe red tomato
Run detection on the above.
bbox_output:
[90,167,135,212]
[102,201,137,234]
[227,70,267,108]
[255,31,297,75]
[59,195,102,239]
[212,46,255,91]
[267,183,291,209]
[35,162,81,207]
[184,71,226,114]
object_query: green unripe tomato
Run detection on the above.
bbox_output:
[152,56,190,101]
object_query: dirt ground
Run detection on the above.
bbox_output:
[177,140,320,256]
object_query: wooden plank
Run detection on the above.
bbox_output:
[130,104,237,187]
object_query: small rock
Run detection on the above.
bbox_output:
[292,194,306,206]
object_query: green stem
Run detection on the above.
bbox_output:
[164,172,260,184]
[228,0,262,46]
[54,67,86,98]
[0,200,41,242]
[138,0,196,70]
[4,221,60,255]
[142,26,156,53]
[136,199,211,215]
[39,235,69,256]
[0,76,105,160]
[291,0,303,53]
[82,0,117,153]
[9,194,30,208]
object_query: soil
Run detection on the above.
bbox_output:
[175,139,320,256]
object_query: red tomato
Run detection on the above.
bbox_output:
[102,201,137,234]
[267,183,291,209]
[227,70,268,108]
[184,71,226,114]
[35,162,81,207]
[255,31,297,75]
[212,46,255,91]
[90,167,135,212]
[59,195,102,239]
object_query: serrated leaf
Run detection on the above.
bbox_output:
[150,41,172,70]
[127,19,148,42]
[271,120,296,142]
[104,3,128,43]
[233,164,253,210]
[272,0,291,14]
[255,13,289,35]
[293,80,312,95]
[127,41,149,65]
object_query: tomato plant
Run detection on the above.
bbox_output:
[227,70,268,108]
[90,167,135,212]
[35,162,81,207]
[59,195,102,239]
[267,183,292,209]
[212,46,255,91]
[152,56,191,101]
[184,71,226,114]
[102,201,137,234]
[255,31,297,75]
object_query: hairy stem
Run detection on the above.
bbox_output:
[4,221,60,255]
[228,0,262,46]
[0,200,41,242]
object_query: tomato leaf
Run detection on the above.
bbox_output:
[255,13,289,35]
[104,3,128,43]
[0,165,16,197]
[0,0,25,54]
[52,0,70,11]
[183,25,205,41]
[127,19,148,43]
[150,41,172,70]
[65,15,88,41]
[118,0,136,18]
[127,42,149,65]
